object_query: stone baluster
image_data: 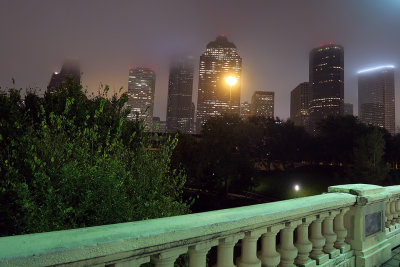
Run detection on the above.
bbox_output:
[216,234,244,267]
[396,198,400,224]
[309,212,329,265]
[277,220,301,267]
[294,216,316,266]
[333,207,350,253]
[114,256,150,267]
[322,210,340,259]
[152,247,188,267]
[237,229,264,267]
[189,240,218,267]
[258,224,285,267]
[385,200,393,228]
[391,199,398,225]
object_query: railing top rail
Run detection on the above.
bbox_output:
[0,192,356,265]
[385,185,400,196]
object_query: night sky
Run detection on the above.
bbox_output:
[1,0,400,128]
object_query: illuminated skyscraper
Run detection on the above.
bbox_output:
[166,56,194,133]
[251,91,274,118]
[309,43,344,133]
[358,66,395,135]
[240,101,252,119]
[127,67,156,129]
[290,82,311,128]
[47,59,80,92]
[196,35,242,132]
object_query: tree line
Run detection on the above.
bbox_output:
[172,114,400,195]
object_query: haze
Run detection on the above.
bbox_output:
[1,0,399,128]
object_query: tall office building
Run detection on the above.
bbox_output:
[152,117,167,133]
[190,102,196,134]
[344,103,354,116]
[309,43,344,133]
[196,35,242,132]
[127,67,156,129]
[240,101,252,119]
[358,66,395,135]
[290,82,311,128]
[251,91,274,118]
[47,59,80,92]
[166,56,194,133]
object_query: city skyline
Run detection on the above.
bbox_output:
[1,0,400,128]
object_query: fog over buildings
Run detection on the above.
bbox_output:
[1,0,400,128]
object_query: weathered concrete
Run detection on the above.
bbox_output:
[3,184,400,266]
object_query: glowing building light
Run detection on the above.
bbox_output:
[225,76,237,86]
[357,65,395,74]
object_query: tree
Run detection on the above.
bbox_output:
[0,80,190,236]
[316,115,369,166]
[173,114,256,195]
[348,127,389,184]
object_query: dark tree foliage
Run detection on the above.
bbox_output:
[315,115,369,166]
[347,127,389,184]
[173,114,399,197]
[0,80,189,236]
[248,117,312,171]
[173,114,257,195]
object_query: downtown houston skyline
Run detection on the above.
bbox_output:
[1,0,400,128]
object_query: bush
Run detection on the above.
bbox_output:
[0,80,190,236]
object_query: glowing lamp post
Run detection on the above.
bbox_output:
[294,184,300,198]
[225,76,237,112]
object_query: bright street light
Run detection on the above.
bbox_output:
[294,184,300,198]
[225,76,237,86]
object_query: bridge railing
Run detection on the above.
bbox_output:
[1,184,400,267]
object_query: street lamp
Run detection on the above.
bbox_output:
[294,184,300,198]
[225,76,237,112]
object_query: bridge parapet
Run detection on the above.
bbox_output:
[1,184,400,267]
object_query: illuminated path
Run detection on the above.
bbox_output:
[1,184,400,267]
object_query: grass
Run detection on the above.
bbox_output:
[253,165,349,200]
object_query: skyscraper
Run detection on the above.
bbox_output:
[166,56,194,133]
[358,66,395,135]
[344,103,354,116]
[240,101,252,119]
[47,59,80,92]
[127,67,156,129]
[309,43,344,133]
[196,35,242,132]
[251,91,274,118]
[290,82,311,128]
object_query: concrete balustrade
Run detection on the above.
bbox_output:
[294,216,315,266]
[258,224,284,267]
[396,198,400,224]
[236,230,263,267]
[333,207,350,253]
[277,220,302,267]
[3,184,400,267]
[309,212,329,264]
[322,210,340,258]
[188,241,217,267]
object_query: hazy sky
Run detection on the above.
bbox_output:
[1,0,400,127]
